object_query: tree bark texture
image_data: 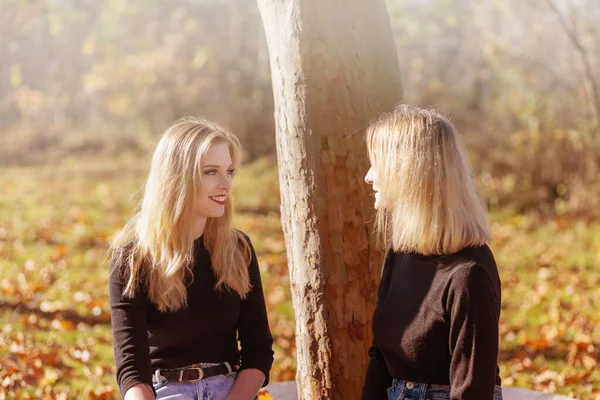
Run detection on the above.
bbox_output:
[256,1,402,398]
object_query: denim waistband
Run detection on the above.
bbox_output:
[389,379,503,400]
[392,379,450,391]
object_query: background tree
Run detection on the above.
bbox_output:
[256,1,402,398]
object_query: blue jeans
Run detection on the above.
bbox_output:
[387,379,503,400]
[152,363,258,400]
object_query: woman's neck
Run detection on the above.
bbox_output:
[193,216,207,240]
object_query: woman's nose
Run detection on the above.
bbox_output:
[364,167,373,184]
[218,175,232,191]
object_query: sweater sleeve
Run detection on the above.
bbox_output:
[108,251,154,397]
[236,235,274,386]
[361,339,393,400]
[447,265,500,400]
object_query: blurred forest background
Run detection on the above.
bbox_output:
[0,0,599,399]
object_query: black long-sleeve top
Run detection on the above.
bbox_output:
[361,245,502,400]
[109,234,274,397]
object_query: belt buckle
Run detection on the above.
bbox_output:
[185,367,204,382]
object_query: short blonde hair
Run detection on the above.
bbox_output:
[112,117,251,312]
[366,104,491,255]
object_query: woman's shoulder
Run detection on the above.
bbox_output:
[459,244,498,277]
[111,240,135,261]
[233,229,254,248]
[394,244,494,265]
[442,244,496,268]
[109,241,138,278]
[444,245,501,292]
[234,228,250,239]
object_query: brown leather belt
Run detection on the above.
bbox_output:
[153,362,239,383]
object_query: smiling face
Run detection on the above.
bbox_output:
[364,166,381,209]
[196,141,234,220]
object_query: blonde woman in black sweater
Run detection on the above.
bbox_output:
[109,118,273,400]
[361,105,503,400]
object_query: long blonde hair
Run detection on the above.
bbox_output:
[111,117,251,312]
[366,104,491,255]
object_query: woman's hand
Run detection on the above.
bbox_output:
[226,368,266,400]
[124,383,155,400]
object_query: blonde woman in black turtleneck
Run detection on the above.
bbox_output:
[109,118,273,400]
[361,105,503,400]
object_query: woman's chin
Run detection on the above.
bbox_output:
[197,208,226,219]
[209,208,226,218]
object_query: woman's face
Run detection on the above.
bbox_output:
[364,166,381,209]
[196,142,234,219]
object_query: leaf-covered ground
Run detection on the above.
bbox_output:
[0,156,598,399]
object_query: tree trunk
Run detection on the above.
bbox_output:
[256,1,402,399]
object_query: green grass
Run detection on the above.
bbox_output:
[0,155,598,399]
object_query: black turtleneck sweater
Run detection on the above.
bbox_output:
[361,245,502,400]
[109,234,273,397]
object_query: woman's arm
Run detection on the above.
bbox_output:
[362,251,395,400]
[447,265,501,400]
[227,369,266,400]
[109,250,155,398]
[124,383,155,400]
[233,234,274,394]
[361,339,393,400]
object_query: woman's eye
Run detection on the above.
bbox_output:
[227,169,235,176]
[203,169,217,175]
